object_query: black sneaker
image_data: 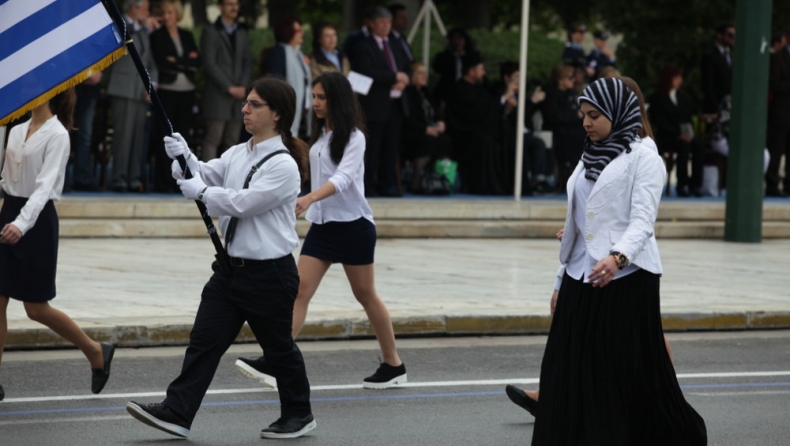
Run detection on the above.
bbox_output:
[363,362,407,389]
[126,401,191,438]
[235,356,277,388]
[505,384,538,416]
[0,384,4,401]
[260,414,316,439]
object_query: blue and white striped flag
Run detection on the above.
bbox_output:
[0,0,126,125]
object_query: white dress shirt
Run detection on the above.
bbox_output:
[306,128,373,225]
[1,116,69,234]
[197,135,300,260]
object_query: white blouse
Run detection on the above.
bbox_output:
[197,135,301,260]
[305,128,374,225]
[0,116,69,234]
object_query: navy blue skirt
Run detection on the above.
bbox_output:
[300,217,376,265]
[0,194,59,302]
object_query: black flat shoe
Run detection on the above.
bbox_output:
[91,342,115,394]
[0,384,5,401]
[505,384,538,416]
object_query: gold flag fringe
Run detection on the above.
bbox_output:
[0,46,127,126]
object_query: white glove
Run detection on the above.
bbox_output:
[171,157,201,180]
[176,171,207,200]
[164,132,191,160]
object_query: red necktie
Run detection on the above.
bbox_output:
[382,39,396,72]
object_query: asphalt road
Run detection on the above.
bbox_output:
[1,331,789,445]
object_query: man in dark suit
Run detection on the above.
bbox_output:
[389,3,415,64]
[106,0,158,193]
[766,26,790,197]
[350,6,411,197]
[200,0,251,161]
[701,22,735,115]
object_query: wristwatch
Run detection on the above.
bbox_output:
[197,186,208,202]
[610,251,629,270]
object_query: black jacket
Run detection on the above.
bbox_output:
[350,35,411,123]
[150,27,201,85]
[648,91,693,141]
[700,45,732,114]
[769,47,790,127]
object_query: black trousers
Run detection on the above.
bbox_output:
[163,254,311,423]
[365,100,404,194]
[766,125,790,191]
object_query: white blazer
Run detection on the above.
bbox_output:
[556,138,666,281]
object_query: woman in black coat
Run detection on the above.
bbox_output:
[402,62,452,193]
[150,0,200,192]
[648,65,703,196]
[542,64,586,192]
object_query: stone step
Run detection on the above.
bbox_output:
[51,197,790,221]
[58,218,790,239]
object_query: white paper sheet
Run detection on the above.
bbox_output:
[347,71,373,95]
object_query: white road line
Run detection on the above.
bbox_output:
[1,371,788,404]
[690,390,790,397]
[0,415,129,426]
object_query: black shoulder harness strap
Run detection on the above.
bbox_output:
[224,149,290,249]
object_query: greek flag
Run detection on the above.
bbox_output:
[0,0,125,125]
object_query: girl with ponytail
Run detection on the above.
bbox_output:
[0,88,115,402]
[235,72,407,390]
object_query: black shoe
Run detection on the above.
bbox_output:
[72,183,101,192]
[505,384,538,417]
[126,401,191,438]
[260,414,316,439]
[676,186,691,197]
[379,186,403,197]
[234,356,277,388]
[766,188,789,197]
[91,342,115,394]
[363,361,407,389]
[0,384,4,401]
[110,184,127,193]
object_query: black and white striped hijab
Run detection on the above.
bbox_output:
[577,77,642,181]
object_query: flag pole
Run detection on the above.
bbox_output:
[102,0,231,276]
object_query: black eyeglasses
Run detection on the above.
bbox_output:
[242,100,268,109]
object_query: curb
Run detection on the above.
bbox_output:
[6,312,790,350]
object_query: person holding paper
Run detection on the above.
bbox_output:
[350,6,411,197]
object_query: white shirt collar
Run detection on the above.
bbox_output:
[247,135,286,154]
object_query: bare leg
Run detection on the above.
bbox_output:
[342,263,401,366]
[0,296,8,369]
[292,255,332,338]
[23,302,104,369]
[525,389,539,401]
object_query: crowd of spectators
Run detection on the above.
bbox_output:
[9,0,788,199]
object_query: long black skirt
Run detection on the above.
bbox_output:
[532,270,707,446]
[0,194,59,302]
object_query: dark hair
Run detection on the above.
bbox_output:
[551,64,575,84]
[618,76,654,139]
[716,22,735,35]
[274,17,301,44]
[499,60,519,80]
[772,31,785,46]
[309,72,366,165]
[249,77,308,182]
[49,88,76,130]
[656,64,683,95]
[461,51,483,75]
[389,3,406,15]
[311,22,343,67]
[446,28,476,53]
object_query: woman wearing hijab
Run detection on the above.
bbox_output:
[531,77,707,445]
